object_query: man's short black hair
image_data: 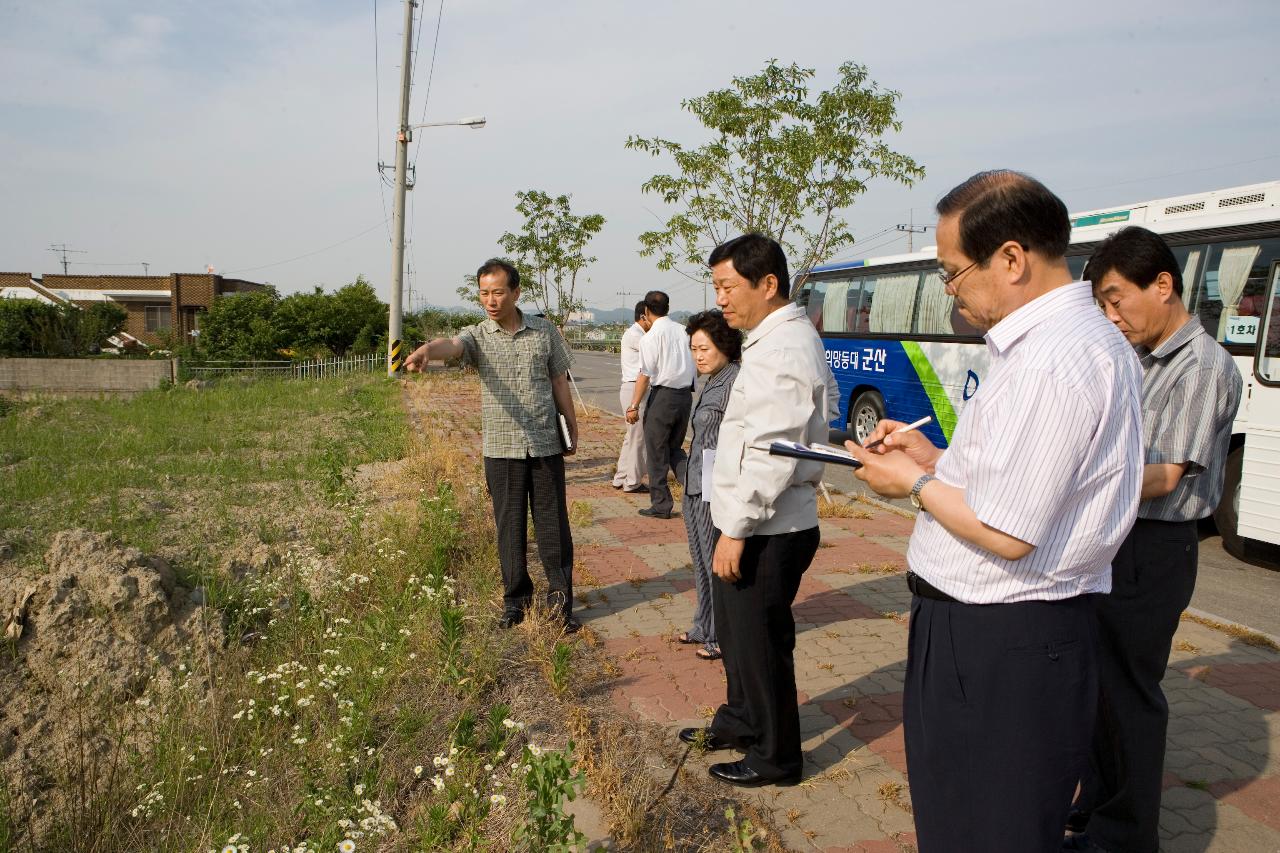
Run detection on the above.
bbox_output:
[707,233,792,298]
[476,258,520,290]
[936,170,1071,263]
[685,309,743,362]
[1083,226,1184,297]
[634,300,648,322]
[644,290,671,317]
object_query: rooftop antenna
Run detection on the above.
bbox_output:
[47,243,86,274]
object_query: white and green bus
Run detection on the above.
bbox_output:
[795,180,1280,561]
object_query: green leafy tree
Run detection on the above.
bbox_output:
[329,276,388,355]
[626,60,924,280]
[0,299,126,356]
[78,302,127,352]
[455,191,605,328]
[274,276,388,356]
[198,288,284,359]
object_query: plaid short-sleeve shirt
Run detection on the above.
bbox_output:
[457,311,573,459]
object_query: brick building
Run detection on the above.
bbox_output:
[0,271,268,346]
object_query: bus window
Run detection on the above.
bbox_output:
[867,272,918,334]
[914,272,955,334]
[795,278,828,331]
[822,277,855,332]
[1172,245,1204,311]
[1190,237,1280,345]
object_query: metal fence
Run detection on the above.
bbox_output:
[564,336,622,352]
[186,352,387,380]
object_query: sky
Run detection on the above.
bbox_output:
[2,0,1278,314]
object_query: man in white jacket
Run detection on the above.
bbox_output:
[677,232,834,787]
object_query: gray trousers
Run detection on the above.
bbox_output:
[681,491,717,649]
[483,454,574,618]
[643,384,691,514]
[612,381,647,488]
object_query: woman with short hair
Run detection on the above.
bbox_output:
[676,309,742,661]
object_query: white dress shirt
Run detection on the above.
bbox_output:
[619,321,645,383]
[711,303,834,539]
[638,315,696,388]
[907,281,1143,604]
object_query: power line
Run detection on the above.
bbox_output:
[222,219,390,275]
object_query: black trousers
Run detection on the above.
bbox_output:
[483,454,574,618]
[710,526,820,779]
[905,591,1097,853]
[642,385,691,514]
[1079,518,1198,853]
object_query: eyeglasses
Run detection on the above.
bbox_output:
[938,260,978,287]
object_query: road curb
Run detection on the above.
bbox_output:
[1183,606,1280,649]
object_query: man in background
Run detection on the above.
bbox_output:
[626,290,695,519]
[612,300,651,493]
[403,258,580,633]
[1067,227,1243,853]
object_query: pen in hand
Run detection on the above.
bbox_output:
[863,416,932,451]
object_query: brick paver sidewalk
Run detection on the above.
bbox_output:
[565,407,1280,853]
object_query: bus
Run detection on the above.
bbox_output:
[794,180,1280,561]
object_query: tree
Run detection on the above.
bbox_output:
[626,60,924,281]
[275,276,387,356]
[456,191,604,328]
[198,288,284,359]
[0,299,126,357]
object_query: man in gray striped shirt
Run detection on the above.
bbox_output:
[1066,227,1243,853]
[849,171,1143,853]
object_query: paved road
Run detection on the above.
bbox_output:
[569,348,1280,639]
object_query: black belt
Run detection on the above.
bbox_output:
[652,384,692,392]
[906,571,958,603]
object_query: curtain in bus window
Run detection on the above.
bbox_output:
[869,273,918,334]
[823,279,852,333]
[914,273,952,334]
[1215,245,1262,340]
[1179,249,1202,311]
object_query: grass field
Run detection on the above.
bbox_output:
[0,377,406,571]
[0,374,767,852]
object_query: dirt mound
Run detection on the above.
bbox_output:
[0,529,223,842]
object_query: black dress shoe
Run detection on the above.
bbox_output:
[638,507,673,519]
[708,759,800,787]
[498,610,525,629]
[562,616,583,634]
[622,484,649,494]
[678,727,734,751]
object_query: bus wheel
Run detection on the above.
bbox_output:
[1214,446,1244,560]
[849,390,885,446]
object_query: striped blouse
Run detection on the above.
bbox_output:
[685,361,739,496]
[907,282,1144,604]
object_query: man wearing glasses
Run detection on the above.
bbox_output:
[847,171,1143,852]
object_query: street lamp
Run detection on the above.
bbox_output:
[386,115,486,377]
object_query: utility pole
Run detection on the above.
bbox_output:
[142,262,150,276]
[47,243,86,274]
[896,210,932,253]
[386,0,416,377]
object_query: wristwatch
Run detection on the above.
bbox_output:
[909,474,936,510]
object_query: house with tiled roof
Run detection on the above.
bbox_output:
[0,271,268,346]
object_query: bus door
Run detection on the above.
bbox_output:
[1238,260,1280,548]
